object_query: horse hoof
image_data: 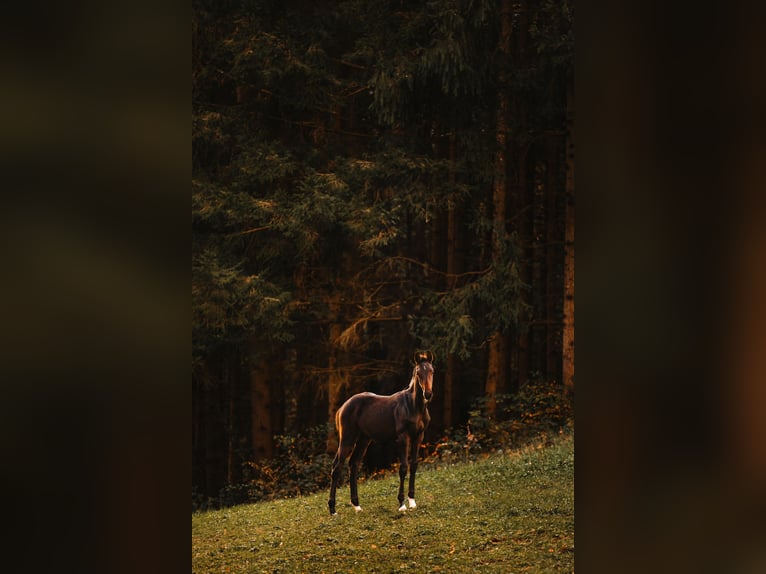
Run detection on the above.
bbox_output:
[408,498,417,509]
[331,512,337,516]
[398,504,407,512]
[353,505,363,512]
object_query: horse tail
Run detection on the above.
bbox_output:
[335,402,343,431]
[334,398,358,445]
[334,401,347,444]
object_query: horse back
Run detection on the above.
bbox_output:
[337,392,398,443]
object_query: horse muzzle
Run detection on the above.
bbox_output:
[424,390,433,402]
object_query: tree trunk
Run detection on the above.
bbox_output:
[203,364,225,498]
[444,123,461,430]
[562,80,575,394]
[326,296,348,453]
[512,0,531,394]
[545,136,561,383]
[513,145,530,393]
[226,352,237,484]
[486,0,513,419]
[487,333,509,418]
[250,352,274,461]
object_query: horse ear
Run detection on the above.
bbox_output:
[414,350,434,364]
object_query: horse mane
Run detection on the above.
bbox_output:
[405,364,419,391]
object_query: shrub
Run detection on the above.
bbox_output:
[240,424,333,504]
[424,379,573,466]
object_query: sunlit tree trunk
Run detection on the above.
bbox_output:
[326,296,348,453]
[562,80,575,393]
[486,0,513,419]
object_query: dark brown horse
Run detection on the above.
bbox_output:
[328,352,434,515]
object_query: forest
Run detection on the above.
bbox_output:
[192,0,574,507]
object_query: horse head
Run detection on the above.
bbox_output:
[413,351,434,402]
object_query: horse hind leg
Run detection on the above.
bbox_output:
[328,438,354,516]
[348,436,371,511]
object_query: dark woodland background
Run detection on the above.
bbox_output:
[192,0,574,506]
[0,1,764,573]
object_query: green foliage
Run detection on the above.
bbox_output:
[193,425,333,511]
[412,232,527,360]
[192,247,292,362]
[530,0,574,66]
[229,142,299,189]
[244,425,334,503]
[415,0,496,97]
[366,0,497,125]
[192,0,570,369]
[425,379,573,466]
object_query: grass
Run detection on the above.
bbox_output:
[192,432,573,573]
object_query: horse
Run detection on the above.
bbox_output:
[328,351,434,515]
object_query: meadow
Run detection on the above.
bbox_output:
[192,433,573,573]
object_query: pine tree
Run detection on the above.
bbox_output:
[192,0,573,499]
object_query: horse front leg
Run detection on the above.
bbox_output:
[396,434,410,511]
[407,431,424,509]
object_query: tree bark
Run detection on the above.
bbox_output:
[326,296,348,453]
[250,352,274,461]
[487,333,509,418]
[513,143,530,393]
[545,136,561,383]
[512,0,531,394]
[226,351,237,484]
[203,363,225,497]
[562,80,575,394]
[486,0,513,419]
[444,123,461,429]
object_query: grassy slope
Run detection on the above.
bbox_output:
[192,433,573,573]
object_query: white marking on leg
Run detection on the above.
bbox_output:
[398,504,407,512]
[354,505,363,512]
[331,512,338,516]
[408,497,417,509]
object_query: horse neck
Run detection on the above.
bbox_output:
[406,373,426,411]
